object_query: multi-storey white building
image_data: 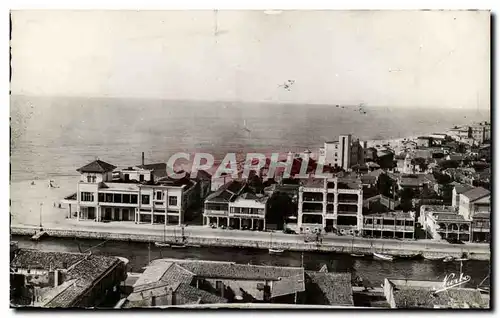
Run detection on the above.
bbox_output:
[64,159,199,226]
[319,134,365,171]
[297,177,363,235]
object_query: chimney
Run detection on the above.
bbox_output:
[142,152,145,166]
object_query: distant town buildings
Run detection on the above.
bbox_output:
[320,134,365,171]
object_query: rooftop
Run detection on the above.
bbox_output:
[461,187,490,202]
[306,271,353,306]
[11,249,123,308]
[77,159,117,173]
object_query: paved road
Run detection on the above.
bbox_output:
[13,220,490,256]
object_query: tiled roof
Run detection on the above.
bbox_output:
[392,287,487,308]
[10,249,122,308]
[461,187,490,202]
[11,249,85,270]
[205,180,246,203]
[77,159,116,173]
[306,272,353,306]
[454,183,475,194]
[154,259,304,281]
[271,273,305,298]
[175,283,227,304]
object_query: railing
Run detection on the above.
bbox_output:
[302,209,324,213]
[337,210,358,215]
[337,199,358,204]
[362,225,413,231]
[203,209,228,216]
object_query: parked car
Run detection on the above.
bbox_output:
[283,228,296,234]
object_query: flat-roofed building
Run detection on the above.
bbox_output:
[62,159,200,226]
[362,211,415,239]
[298,177,363,235]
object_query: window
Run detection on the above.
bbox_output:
[139,174,144,182]
[87,176,92,183]
[92,176,96,183]
[105,193,113,203]
[142,195,150,205]
[156,191,162,200]
[113,193,122,203]
[98,193,105,202]
[131,194,138,204]
[168,196,178,206]
[81,192,94,202]
[123,194,130,204]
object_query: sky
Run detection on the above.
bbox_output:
[10,10,490,109]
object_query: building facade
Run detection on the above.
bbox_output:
[298,178,363,235]
[203,181,268,230]
[362,212,415,239]
[63,159,199,226]
[320,134,365,171]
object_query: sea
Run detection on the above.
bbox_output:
[10,95,490,182]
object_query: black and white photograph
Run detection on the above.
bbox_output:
[9,9,491,309]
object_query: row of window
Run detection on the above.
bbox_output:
[230,208,265,215]
[81,192,178,206]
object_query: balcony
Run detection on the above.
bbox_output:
[203,209,228,216]
[337,210,358,215]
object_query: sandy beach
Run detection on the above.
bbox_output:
[10,176,79,227]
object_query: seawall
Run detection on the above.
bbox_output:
[11,226,490,261]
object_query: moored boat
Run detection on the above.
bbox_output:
[171,243,187,249]
[154,242,170,248]
[269,248,285,255]
[373,252,394,261]
[443,256,454,262]
[424,255,445,261]
[350,253,365,258]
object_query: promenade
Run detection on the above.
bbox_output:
[11,220,490,260]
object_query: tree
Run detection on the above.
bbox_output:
[266,192,296,230]
[399,188,415,211]
[377,173,395,197]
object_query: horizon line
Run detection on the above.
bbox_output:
[10,93,492,111]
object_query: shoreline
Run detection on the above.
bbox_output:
[11,224,490,261]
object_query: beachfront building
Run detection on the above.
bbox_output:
[320,134,365,171]
[297,177,363,235]
[416,136,432,148]
[458,187,490,242]
[361,211,415,239]
[63,159,200,225]
[451,183,474,209]
[203,180,268,230]
[471,122,490,144]
[10,247,128,308]
[420,205,471,241]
